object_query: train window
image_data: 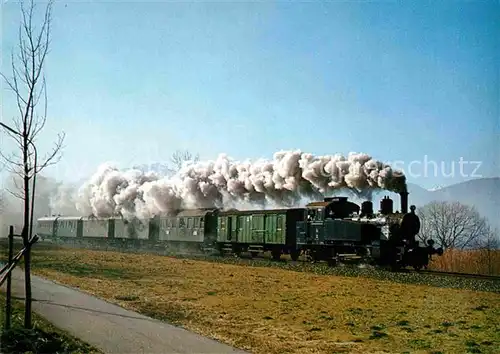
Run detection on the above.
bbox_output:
[178,218,185,227]
[277,216,282,229]
[194,218,200,228]
[187,218,193,228]
[200,217,204,224]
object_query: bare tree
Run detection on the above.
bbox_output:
[417,201,490,250]
[168,149,200,174]
[0,0,64,329]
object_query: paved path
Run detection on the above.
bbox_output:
[3,269,248,354]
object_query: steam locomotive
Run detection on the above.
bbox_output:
[36,192,444,271]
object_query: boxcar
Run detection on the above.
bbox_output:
[216,208,305,260]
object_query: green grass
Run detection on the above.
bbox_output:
[0,292,102,354]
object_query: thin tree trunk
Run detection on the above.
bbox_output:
[23,159,32,329]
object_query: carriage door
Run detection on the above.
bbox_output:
[229,216,238,242]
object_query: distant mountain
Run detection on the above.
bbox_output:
[371,177,500,230]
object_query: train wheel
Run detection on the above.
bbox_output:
[390,262,402,272]
[271,250,281,261]
[250,252,259,258]
[327,258,338,267]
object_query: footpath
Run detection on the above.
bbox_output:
[3,269,248,354]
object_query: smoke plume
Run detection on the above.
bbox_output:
[75,150,406,220]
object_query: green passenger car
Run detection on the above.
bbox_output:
[216,208,304,260]
[150,209,218,251]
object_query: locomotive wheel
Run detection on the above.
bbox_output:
[390,263,402,272]
[290,250,300,261]
[327,258,338,267]
[250,252,259,258]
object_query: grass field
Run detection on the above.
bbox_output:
[0,292,102,354]
[10,246,497,354]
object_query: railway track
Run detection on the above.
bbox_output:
[413,269,500,281]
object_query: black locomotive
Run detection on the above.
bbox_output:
[296,192,443,270]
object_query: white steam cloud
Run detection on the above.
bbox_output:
[74,150,407,220]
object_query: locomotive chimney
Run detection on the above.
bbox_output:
[400,191,409,214]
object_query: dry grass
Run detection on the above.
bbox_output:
[25,248,500,354]
[429,249,500,276]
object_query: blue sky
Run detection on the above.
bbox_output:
[1,0,498,189]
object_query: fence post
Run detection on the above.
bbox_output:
[5,226,14,330]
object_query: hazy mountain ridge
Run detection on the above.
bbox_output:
[372,177,500,230]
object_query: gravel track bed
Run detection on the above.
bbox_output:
[46,242,500,294]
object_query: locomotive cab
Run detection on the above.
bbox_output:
[305,197,360,222]
[297,197,381,264]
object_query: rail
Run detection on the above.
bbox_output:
[414,269,500,281]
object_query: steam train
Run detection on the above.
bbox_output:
[36,192,444,271]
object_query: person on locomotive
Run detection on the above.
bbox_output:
[400,205,421,247]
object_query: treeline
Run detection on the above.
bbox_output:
[417,200,500,276]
